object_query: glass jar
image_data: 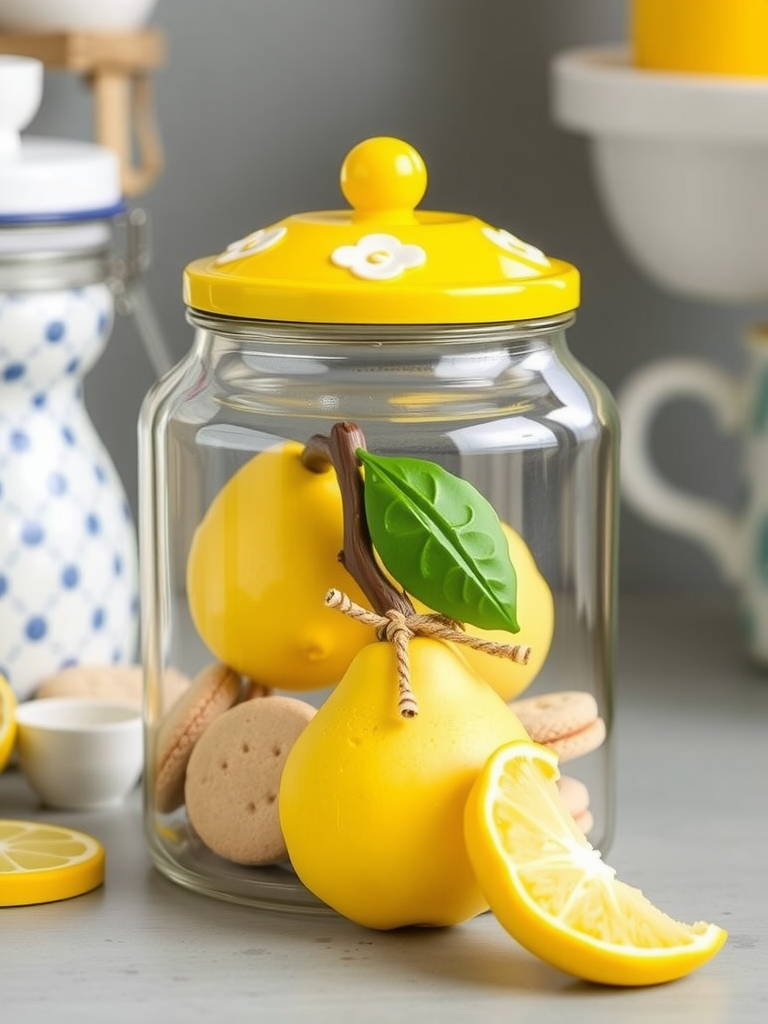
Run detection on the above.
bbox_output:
[139,138,618,914]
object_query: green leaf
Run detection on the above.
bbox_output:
[356,449,519,633]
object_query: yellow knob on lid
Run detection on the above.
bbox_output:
[183,136,579,325]
[340,137,427,223]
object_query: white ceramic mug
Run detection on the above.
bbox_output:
[619,326,768,662]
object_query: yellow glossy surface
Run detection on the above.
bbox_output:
[340,135,427,220]
[184,137,579,324]
[464,741,727,986]
[0,820,105,907]
[0,674,16,773]
[279,636,529,929]
[186,442,371,690]
[633,0,768,76]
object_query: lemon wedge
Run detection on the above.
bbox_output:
[0,820,105,907]
[0,674,17,774]
[464,740,727,986]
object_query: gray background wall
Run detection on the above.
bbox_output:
[27,0,762,593]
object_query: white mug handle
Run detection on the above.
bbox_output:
[618,357,743,585]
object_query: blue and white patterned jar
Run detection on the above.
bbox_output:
[0,279,139,700]
[0,55,139,700]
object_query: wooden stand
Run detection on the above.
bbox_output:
[0,30,166,196]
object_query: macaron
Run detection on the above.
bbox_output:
[184,695,316,866]
[154,662,242,814]
[242,679,273,701]
[557,774,594,835]
[509,690,606,764]
[35,663,190,714]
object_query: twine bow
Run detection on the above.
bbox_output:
[325,588,530,719]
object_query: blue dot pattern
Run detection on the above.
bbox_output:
[21,522,44,545]
[62,565,79,588]
[3,363,25,382]
[25,617,47,642]
[45,320,65,343]
[0,285,137,701]
[48,471,67,495]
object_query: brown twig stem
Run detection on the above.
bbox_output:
[303,423,530,719]
[303,424,414,619]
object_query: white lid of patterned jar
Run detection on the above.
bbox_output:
[0,55,124,226]
[183,136,580,325]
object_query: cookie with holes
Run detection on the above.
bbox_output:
[184,695,316,865]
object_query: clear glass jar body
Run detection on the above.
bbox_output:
[139,313,619,912]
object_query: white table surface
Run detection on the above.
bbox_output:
[2,595,767,1024]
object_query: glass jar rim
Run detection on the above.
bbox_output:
[185,309,576,346]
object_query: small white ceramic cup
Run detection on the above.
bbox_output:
[15,698,143,810]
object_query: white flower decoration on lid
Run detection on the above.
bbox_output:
[216,225,287,266]
[331,233,426,281]
[482,226,551,274]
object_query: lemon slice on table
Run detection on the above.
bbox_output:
[0,674,17,773]
[0,820,105,907]
[464,741,727,987]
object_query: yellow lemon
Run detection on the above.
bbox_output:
[0,674,17,774]
[0,820,105,907]
[464,740,727,986]
[280,636,529,929]
[186,442,370,690]
[411,522,554,702]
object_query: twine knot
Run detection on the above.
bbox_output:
[379,609,410,644]
[325,588,531,719]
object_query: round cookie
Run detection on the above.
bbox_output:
[556,774,593,834]
[573,808,594,835]
[557,774,590,819]
[548,717,606,763]
[154,662,241,814]
[510,690,606,764]
[35,663,190,713]
[242,679,273,701]
[184,695,316,866]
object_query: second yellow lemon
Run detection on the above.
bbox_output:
[186,442,370,690]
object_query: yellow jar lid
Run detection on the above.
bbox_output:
[183,137,580,324]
